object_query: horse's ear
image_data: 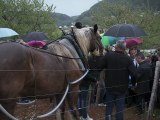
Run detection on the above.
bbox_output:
[93,24,98,33]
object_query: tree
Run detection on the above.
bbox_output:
[91,1,160,49]
[130,0,160,10]
[0,0,60,39]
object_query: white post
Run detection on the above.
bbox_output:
[147,61,160,120]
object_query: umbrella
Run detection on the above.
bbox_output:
[27,40,46,48]
[0,28,19,38]
[101,35,124,47]
[104,24,147,37]
[100,33,110,47]
[125,38,143,48]
[101,36,109,47]
[23,32,48,42]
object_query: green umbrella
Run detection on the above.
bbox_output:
[101,36,120,47]
[100,33,125,47]
[101,36,110,47]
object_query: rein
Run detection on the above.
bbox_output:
[0,41,81,59]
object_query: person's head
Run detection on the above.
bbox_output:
[145,54,152,63]
[115,40,126,52]
[129,47,139,59]
[135,52,145,64]
[75,22,83,29]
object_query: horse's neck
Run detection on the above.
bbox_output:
[75,34,90,59]
[77,41,89,59]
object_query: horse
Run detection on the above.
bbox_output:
[0,24,103,120]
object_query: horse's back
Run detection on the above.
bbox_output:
[0,42,29,67]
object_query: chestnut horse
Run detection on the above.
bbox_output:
[0,25,103,120]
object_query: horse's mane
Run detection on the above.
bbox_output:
[74,27,91,57]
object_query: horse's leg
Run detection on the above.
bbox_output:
[53,94,66,120]
[0,99,16,120]
[67,85,80,120]
[60,100,66,120]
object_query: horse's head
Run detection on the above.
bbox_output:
[74,24,104,57]
[89,24,104,56]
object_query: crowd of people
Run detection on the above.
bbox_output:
[74,22,160,120]
[80,42,160,120]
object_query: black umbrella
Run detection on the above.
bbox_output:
[23,32,49,42]
[104,24,147,37]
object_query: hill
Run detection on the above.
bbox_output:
[52,0,133,26]
[52,13,79,27]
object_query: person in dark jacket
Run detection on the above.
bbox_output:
[135,52,152,113]
[97,40,136,120]
[126,48,139,107]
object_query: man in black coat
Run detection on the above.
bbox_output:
[135,52,152,113]
[97,41,136,120]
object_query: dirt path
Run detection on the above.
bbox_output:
[14,99,160,120]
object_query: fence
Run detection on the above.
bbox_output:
[0,64,160,120]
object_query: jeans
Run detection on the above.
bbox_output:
[105,90,125,120]
[78,83,90,118]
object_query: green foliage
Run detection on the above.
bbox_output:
[77,1,160,49]
[130,0,160,10]
[0,0,61,39]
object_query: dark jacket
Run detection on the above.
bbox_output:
[97,51,136,95]
[135,61,152,94]
[80,55,101,87]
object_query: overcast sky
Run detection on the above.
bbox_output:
[44,0,101,16]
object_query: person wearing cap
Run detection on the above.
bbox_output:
[97,40,137,120]
[75,22,83,29]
